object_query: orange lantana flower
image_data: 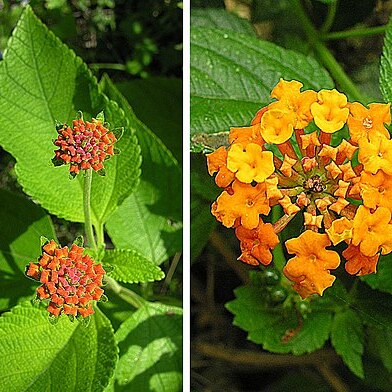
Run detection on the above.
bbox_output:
[207,146,235,188]
[26,239,105,318]
[53,115,118,177]
[310,89,349,133]
[227,143,274,183]
[343,244,379,276]
[235,220,279,266]
[352,206,392,256]
[283,231,340,298]
[211,180,270,229]
[347,102,391,144]
[206,78,392,299]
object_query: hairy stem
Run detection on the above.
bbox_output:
[271,206,287,270]
[194,342,340,368]
[161,252,182,294]
[316,363,350,392]
[89,63,126,71]
[322,25,387,40]
[292,0,366,102]
[83,168,97,251]
[95,223,105,249]
[105,276,146,308]
[319,0,338,34]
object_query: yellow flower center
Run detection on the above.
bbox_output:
[363,117,373,129]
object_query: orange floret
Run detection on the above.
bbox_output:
[359,171,392,211]
[326,217,353,245]
[269,79,317,129]
[310,89,349,133]
[206,146,235,188]
[358,134,392,175]
[352,206,392,256]
[260,109,296,144]
[227,143,274,183]
[343,244,379,276]
[347,102,391,144]
[235,220,279,266]
[229,125,265,147]
[283,231,340,298]
[212,181,270,229]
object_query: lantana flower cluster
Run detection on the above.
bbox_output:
[26,240,106,318]
[207,79,392,299]
[53,115,117,176]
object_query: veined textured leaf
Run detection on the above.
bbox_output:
[380,16,392,103]
[0,189,56,311]
[0,302,118,392]
[0,6,140,226]
[368,326,392,372]
[351,282,392,327]
[115,77,182,162]
[226,285,332,354]
[191,8,256,36]
[104,249,164,284]
[190,27,334,144]
[101,76,182,265]
[114,302,182,392]
[331,310,364,378]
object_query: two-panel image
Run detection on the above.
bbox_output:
[0,1,392,391]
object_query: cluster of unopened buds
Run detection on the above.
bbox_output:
[26,239,106,319]
[207,79,392,299]
[53,112,119,177]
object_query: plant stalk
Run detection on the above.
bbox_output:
[292,0,366,103]
[83,168,97,251]
[322,25,387,41]
[105,276,146,308]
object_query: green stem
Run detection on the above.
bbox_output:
[83,168,97,251]
[271,206,287,270]
[319,1,338,34]
[95,223,105,249]
[292,0,366,103]
[89,63,126,71]
[161,252,182,294]
[322,25,387,40]
[105,276,146,308]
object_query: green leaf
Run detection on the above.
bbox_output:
[0,301,118,392]
[0,6,141,226]
[226,285,332,354]
[114,302,182,391]
[380,16,392,103]
[103,249,164,284]
[331,309,364,378]
[190,27,334,144]
[367,326,392,372]
[362,253,392,294]
[115,77,182,163]
[351,281,392,328]
[191,8,256,36]
[101,75,182,265]
[0,189,57,311]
